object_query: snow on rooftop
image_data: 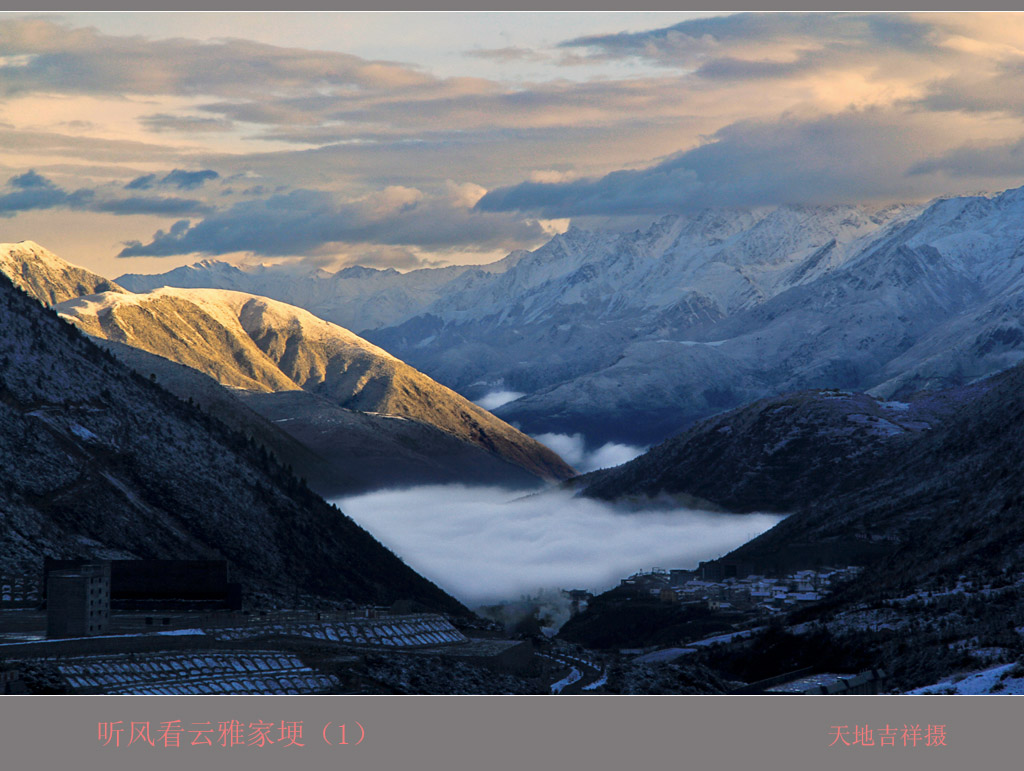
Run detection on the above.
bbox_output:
[57,649,339,695]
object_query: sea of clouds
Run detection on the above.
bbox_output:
[333,485,784,605]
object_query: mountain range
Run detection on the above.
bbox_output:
[121,187,1024,447]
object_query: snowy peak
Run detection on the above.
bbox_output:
[116,259,249,292]
[370,185,1024,444]
[0,240,127,305]
[117,259,483,331]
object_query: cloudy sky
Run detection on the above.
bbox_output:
[2,12,1024,277]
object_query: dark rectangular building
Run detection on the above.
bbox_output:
[46,562,110,638]
[44,559,241,610]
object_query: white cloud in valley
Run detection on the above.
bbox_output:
[533,432,646,473]
[473,389,526,410]
[334,485,784,605]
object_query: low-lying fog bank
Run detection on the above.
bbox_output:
[334,485,784,605]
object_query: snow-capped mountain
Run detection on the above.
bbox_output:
[0,243,574,488]
[119,185,1024,446]
[1,240,126,304]
[118,253,525,332]
[54,286,572,482]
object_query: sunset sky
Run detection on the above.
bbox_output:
[2,12,1024,277]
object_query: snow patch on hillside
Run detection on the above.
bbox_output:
[908,663,1024,695]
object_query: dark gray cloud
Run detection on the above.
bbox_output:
[476,109,957,217]
[908,138,1024,179]
[0,170,212,219]
[914,62,1024,117]
[92,196,214,217]
[9,170,53,189]
[125,174,156,190]
[161,169,220,190]
[200,119,708,195]
[118,187,546,258]
[0,170,94,217]
[692,48,836,81]
[125,169,219,192]
[57,119,97,131]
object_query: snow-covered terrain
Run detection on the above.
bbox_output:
[53,283,574,482]
[908,663,1024,695]
[122,186,1024,446]
[211,613,466,647]
[0,240,126,305]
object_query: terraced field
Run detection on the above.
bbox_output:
[60,650,338,695]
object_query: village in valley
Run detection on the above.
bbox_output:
[616,563,864,614]
[0,554,877,696]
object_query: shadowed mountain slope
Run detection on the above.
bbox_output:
[575,385,983,513]
[719,363,1024,583]
[0,271,466,613]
